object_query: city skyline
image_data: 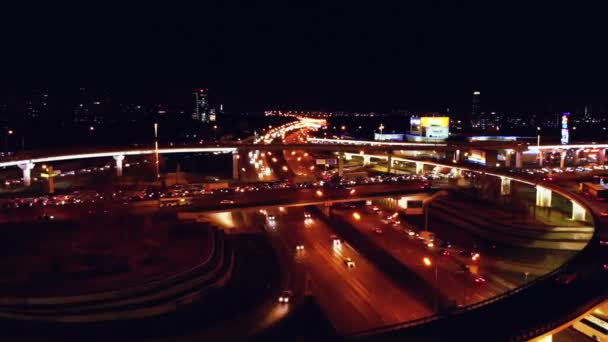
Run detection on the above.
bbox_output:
[1,3,607,113]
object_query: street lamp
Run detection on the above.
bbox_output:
[423,256,438,312]
[536,127,541,146]
[379,123,385,134]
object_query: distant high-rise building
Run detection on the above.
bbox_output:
[470,90,481,130]
[193,88,210,122]
[25,90,49,121]
[74,88,92,123]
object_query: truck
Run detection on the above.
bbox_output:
[205,182,230,191]
[418,230,435,244]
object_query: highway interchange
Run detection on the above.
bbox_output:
[0,123,606,341]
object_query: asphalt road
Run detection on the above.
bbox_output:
[246,206,432,335]
[332,205,513,307]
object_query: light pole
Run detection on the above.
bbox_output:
[423,257,438,312]
[154,123,160,180]
[536,126,541,147]
[379,123,385,135]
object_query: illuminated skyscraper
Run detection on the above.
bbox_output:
[470,90,481,129]
[193,88,209,122]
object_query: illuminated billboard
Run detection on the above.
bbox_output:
[421,117,450,128]
[421,117,450,139]
[561,112,569,144]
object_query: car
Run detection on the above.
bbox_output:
[555,272,578,285]
[406,229,416,236]
[268,215,276,221]
[304,211,312,219]
[473,276,486,284]
[600,240,608,246]
[343,258,355,268]
[38,214,54,221]
[601,210,608,217]
[278,290,293,304]
[296,244,304,251]
[373,228,383,234]
[220,200,235,204]
[441,250,451,256]
[331,235,341,246]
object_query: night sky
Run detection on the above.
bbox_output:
[1,2,607,112]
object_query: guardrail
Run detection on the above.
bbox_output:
[347,170,599,340]
[0,228,235,322]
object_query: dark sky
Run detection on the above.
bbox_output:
[1,2,607,113]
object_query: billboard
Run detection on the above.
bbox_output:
[316,159,337,166]
[421,117,450,128]
[561,112,569,145]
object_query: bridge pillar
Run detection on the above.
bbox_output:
[536,186,552,207]
[415,162,424,175]
[363,155,371,166]
[323,201,332,216]
[598,148,606,165]
[386,153,393,174]
[538,150,543,167]
[338,152,344,177]
[453,149,461,163]
[113,155,125,177]
[232,152,239,180]
[574,149,582,165]
[451,168,462,178]
[504,152,511,168]
[515,151,523,168]
[571,200,586,221]
[18,162,35,187]
[560,150,567,169]
[500,177,511,196]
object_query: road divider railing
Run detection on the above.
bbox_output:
[346,171,603,340]
[0,228,234,322]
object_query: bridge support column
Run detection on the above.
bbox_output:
[387,153,393,174]
[323,201,332,216]
[538,150,543,167]
[560,150,567,169]
[338,152,344,177]
[515,151,523,168]
[500,177,511,196]
[18,162,35,187]
[536,186,552,207]
[453,150,461,163]
[571,201,586,221]
[598,148,606,165]
[232,152,239,180]
[363,155,371,166]
[415,162,424,175]
[452,168,462,178]
[504,152,511,168]
[574,149,582,165]
[113,155,125,177]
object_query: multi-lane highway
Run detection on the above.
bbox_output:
[331,205,513,307]
[240,206,433,335]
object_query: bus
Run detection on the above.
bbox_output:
[579,182,608,201]
[159,197,192,208]
[572,314,608,341]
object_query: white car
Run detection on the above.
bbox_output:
[278,290,293,304]
[344,258,355,268]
